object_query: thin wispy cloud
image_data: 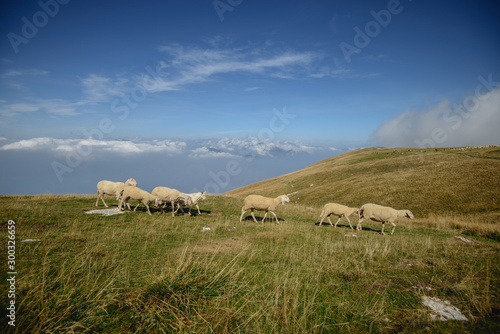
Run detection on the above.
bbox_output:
[139,44,320,93]
[81,74,130,102]
[3,69,49,77]
[0,99,79,117]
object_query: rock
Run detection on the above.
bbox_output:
[85,208,124,216]
[422,296,468,321]
[455,236,472,243]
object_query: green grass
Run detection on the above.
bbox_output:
[1,193,499,333]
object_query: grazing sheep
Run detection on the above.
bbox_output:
[151,187,193,217]
[180,192,206,215]
[95,178,137,207]
[118,186,161,216]
[318,203,359,229]
[357,203,414,235]
[239,194,290,224]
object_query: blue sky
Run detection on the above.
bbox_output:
[1,0,499,195]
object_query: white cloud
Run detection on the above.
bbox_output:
[244,86,262,92]
[3,69,48,77]
[189,146,238,159]
[189,137,316,159]
[371,86,500,148]
[81,74,130,102]
[0,99,78,117]
[0,103,40,116]
[141,44,319,93]
[0,137,186,155]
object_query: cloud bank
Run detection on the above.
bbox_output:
[0,136,338,195]
[0,136,318,160]
[371,86,500,148]
[0,137,186,156]
[189,137,317,159]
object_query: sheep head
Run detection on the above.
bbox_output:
[405,210,414,219]
[154,198,161,207]
[280,195,290,205]
[126,178,138,187]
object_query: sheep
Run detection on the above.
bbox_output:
[239,194,290,224]
[356,203,414,235]
[95,178,137,207]
[180,192,206,215]
[318,203,359,229]
[118,186,161,216]
[151,186,193,217]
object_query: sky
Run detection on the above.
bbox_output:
[0,0,499,195]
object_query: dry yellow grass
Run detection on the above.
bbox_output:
[225,146,500,218]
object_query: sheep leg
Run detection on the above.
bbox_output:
[174,202,185,214]
[390,222,396,235]
[333,217,342,228]
[126,200,132,211]
[261,211,268,224]
[133,202,141,212]
[381,222,386,235]
[97,192,108,207]
[250,210,259,224]
[345,216,354,230]
[356,218,365,231]
[196,204,201,215]
[171,201,175,217]
[318,215,326,226]
[173,203,181,214]
[269,211,280,224]
[239,209,247,222]
[145,203,152,216]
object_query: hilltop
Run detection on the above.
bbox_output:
[225,146,500,218]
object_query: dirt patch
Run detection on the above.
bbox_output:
[209,212,223,216]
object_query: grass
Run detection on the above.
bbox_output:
[1,192,499,333]
[226,146,500,218]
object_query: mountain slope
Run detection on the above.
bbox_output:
[225,146,500,217]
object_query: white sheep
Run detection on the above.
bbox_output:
[95,178,137,207]
[356,203,414,235]
[151,186,193,217]
[318,203,359,229]
[239,194,290,224]
[180,192,206,215]
[118,186,161,216]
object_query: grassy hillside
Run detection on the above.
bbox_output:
[225,146,500,219]
[1,146,500,332]
[0,194,499,333]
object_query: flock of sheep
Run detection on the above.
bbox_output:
[96,178,206,217]
[96,178,414,235]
